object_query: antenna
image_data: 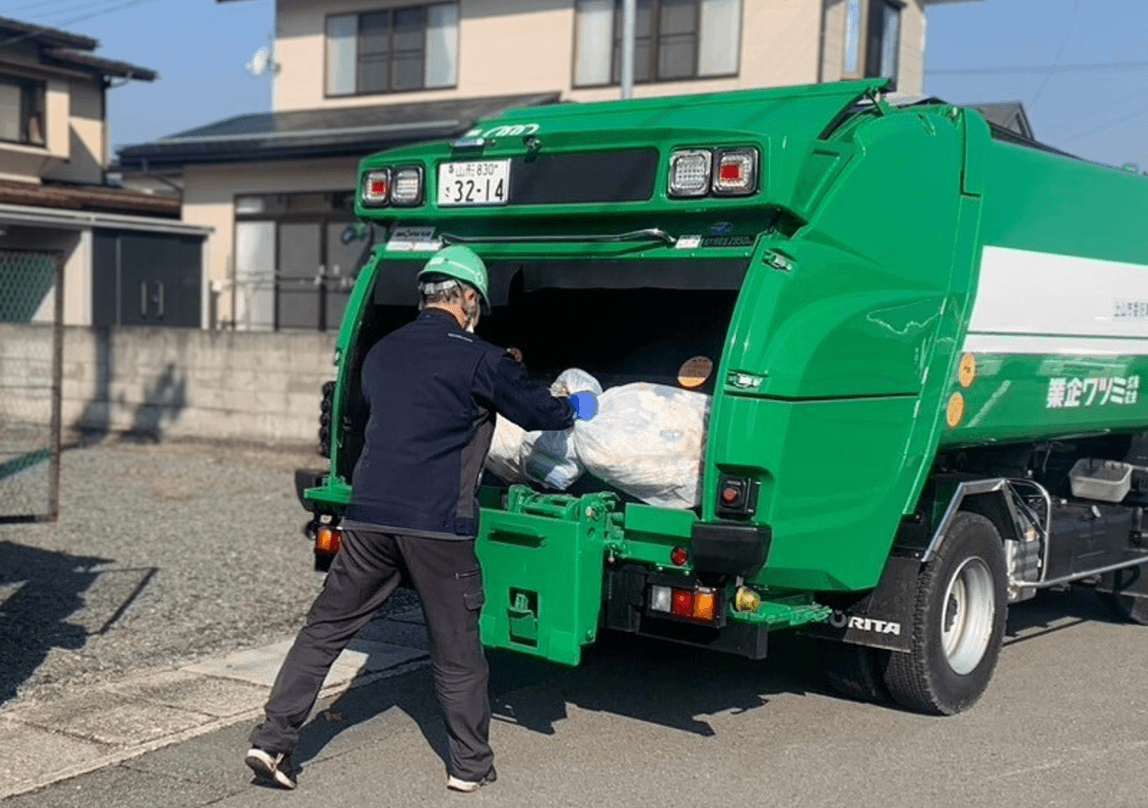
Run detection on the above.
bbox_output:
[246,45,279,77]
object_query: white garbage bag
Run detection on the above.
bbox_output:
[486,415,528,483]
[485,368,603,488]
[520,368,603,490]
[573,383,710,509]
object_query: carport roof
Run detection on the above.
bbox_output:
[0,179,180,218]
[116,92,562,172]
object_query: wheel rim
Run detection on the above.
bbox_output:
[940,557,995,675]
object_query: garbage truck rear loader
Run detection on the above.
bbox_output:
[299,80,1148,716]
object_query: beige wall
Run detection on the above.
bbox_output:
[44,79,107,185]
[0,48,106,185]
[273,0,936,112]
[819,0,928,94]
[274,0,825,112]
[182,157,361,325]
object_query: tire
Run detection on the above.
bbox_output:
[884,512,1008,715]
[1096,592,1148,625]
[824,642,891,704]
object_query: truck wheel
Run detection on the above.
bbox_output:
[884,513,1007,715]
[824,642,891,704]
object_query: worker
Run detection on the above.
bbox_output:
[244,245,598,792]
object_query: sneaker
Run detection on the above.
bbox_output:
[245,747,297,790]
[446,766,497,793]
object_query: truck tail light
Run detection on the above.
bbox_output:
[390,166,424,206]
[649,584,720,623]
[668,149,711,197]
[671,589,694,616]
[713,149,758,195]
[316,525,343,554]
[361,169,391,206]
[693,589,717,621]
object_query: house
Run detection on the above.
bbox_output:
[117,0,981,332]
[0,16,210,328]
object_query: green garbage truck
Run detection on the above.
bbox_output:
[297,78,1148,716]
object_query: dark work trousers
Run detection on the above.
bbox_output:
[250,529,492,781]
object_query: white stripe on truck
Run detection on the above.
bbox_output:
[963,246,1148,356]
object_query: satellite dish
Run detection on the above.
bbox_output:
[246,46,277,77]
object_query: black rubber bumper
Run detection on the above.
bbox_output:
[690,522,771,577]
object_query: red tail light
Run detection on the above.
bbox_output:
[671,589,694,617]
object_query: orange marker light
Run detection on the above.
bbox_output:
[316,526,343,554]
[693,590,716,621]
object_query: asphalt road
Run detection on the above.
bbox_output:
[0,437,419,710]
[7,586,1146,808]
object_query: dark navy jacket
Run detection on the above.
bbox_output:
[344,308,575,539]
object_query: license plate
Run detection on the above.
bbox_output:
[437,160,510,207]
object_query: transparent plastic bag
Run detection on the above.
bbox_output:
[485,368,603,488]
[573,383,710,509]
[485,415,528,484]
[519,368,603,490]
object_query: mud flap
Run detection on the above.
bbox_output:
[799,555,920,653]
[475,496,611,665]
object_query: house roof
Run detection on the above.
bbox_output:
[971,102,1035,140]
[115,92,561,171]
[0,179,180,218]
[0,16,157,81]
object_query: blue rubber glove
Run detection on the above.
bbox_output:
[568,391,599,421]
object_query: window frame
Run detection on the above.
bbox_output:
[323,3,459,99]
[865,0,903,86]
[0,74,46,147]
[572,0,742,89]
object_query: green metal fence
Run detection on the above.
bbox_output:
[0,250,63,523]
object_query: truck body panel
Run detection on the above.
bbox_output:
[299,80,1148,679]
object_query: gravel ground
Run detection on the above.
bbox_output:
[0,435,418,710]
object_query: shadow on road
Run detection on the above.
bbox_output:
[292,628,828,772]
[0,541,110,706]
[0,540,159,707]
[1003,586,1117,646]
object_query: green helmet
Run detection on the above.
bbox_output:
[418,245,490,314]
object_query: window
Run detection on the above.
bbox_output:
[0,75,46,146]
[326,3,459,96]
[866,0,901,85]
[573,0,741,87]
[843,0,901,85]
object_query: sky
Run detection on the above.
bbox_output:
[1,0,1146,169]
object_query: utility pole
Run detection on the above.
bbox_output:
[620,0,636,99]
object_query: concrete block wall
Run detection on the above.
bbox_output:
[1,324,337,445]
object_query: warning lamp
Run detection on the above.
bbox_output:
[693,589,717,621]
[316,525,343,555]
[361,169,391,207]
[390,166,424,206]
[649,584,721,624]
[712,148,758,196]
[668,149,712,197]
[671,589,694,617]
[670,546,689,567]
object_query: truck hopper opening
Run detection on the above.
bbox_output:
[338,256,748,487]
